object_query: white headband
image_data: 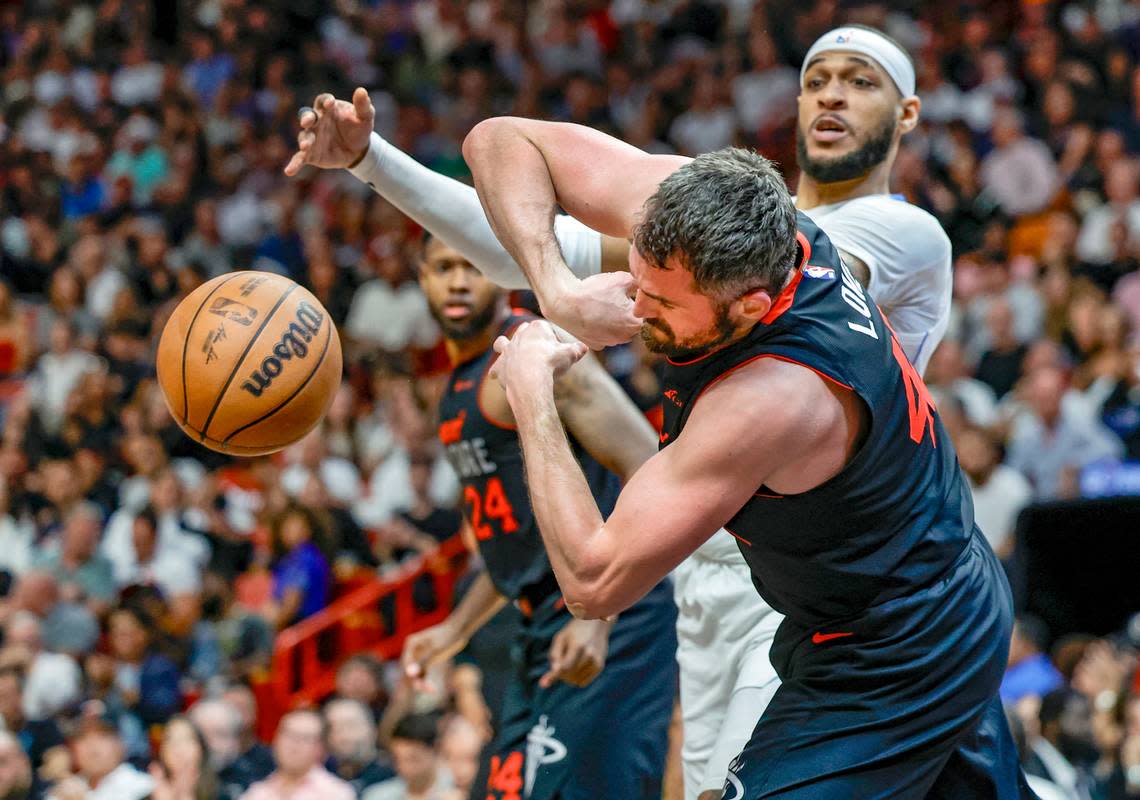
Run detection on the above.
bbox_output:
[800,27,916,98]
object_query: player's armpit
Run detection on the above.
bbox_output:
[552,352,657,482]
[838,248,871,288]
[567,360,839,618]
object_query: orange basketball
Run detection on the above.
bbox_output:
[156,271,343,456]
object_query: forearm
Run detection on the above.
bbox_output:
[445,571,508,642]
[348,132,600,288]
[462,120,575,309]
[508,375,610,614]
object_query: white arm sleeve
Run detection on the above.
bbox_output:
[805,196,952,376]
[348,132,601,289]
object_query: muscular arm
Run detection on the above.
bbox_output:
[462,118,688,305]
[505,353,843,618]
[552,351,658,482]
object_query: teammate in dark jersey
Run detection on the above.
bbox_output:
[400,235,677,800]
[463,119,1037,797]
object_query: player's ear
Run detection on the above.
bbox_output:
[898,95,920,135]
[737,287,773,321]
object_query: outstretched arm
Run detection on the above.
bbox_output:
[463,118,690,347]
[285,88,614,289]
[491,322,837,618]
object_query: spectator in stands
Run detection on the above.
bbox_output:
[280,431,362,509]
[0,730,34,800]
[1004,615,1066,706]
[189,699,254,800]
[219,684,276,786]
[363,713,453,800]
[146,715,220,800]
[976,298,1029,400]
[103,605,182,734]
[27,321,100,436]
[0,666,67,774]
[437,715,485,800]
[108,506,200,597]
[3,612,82,722]
[1007,365,1124,498]
[335,655,389,723]
[956,425,1033,559]
[345,245,439,354]
[980,108,1060,217]
[239,709,354,800]
[324,698,395,794]
[1025,688,1100,798]
[925,340,998,427]
[1077,159,1140,266]
[268,505,332,629]
[51,704,153,800]
[32,503,116,614]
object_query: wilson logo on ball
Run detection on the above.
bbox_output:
[240,301,325,398]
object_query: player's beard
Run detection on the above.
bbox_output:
[430,297,501,341]
[796,110,897,184]
[640,299,736,361]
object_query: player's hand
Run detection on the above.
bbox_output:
[284,87,375,176]
[539,618,612,688]
[491,321,588,390]
[401,621,466,692]
[540,272,642,350]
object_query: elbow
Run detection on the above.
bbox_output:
[558,561,632,621]
[462,117,522,168]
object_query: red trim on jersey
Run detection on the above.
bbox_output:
[759,230,811,325]
[724,527,753,546]
[665,231,813,367]
[754,491,785,499]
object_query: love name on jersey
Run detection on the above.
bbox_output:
[838,261,878,340]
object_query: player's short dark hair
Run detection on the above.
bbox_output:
[633,148,798,299]
[391,712,440,747]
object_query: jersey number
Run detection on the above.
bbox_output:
[486,751,523,800]
[891,335,937,447]
[464,478,520,540]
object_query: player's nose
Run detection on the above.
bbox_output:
[818,78,845,107]
[631,290,654,318]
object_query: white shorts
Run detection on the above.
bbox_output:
[673,530,782,799]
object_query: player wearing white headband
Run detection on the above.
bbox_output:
[286,24,951,800]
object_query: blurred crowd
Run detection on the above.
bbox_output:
[0,0,1138,798]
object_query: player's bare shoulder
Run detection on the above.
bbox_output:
[683,356,859,495]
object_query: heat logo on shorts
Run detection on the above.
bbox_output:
[804,265,836,280]
[525,715,567,796]
[240,301,325,397]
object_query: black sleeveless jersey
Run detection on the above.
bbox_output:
[438,312,621,602]
[660,212,976,628]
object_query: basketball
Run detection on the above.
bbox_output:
[156,271,343,456]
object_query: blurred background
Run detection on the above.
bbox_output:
[0,0,1139,798]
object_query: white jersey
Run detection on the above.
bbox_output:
[801,194,952,375]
